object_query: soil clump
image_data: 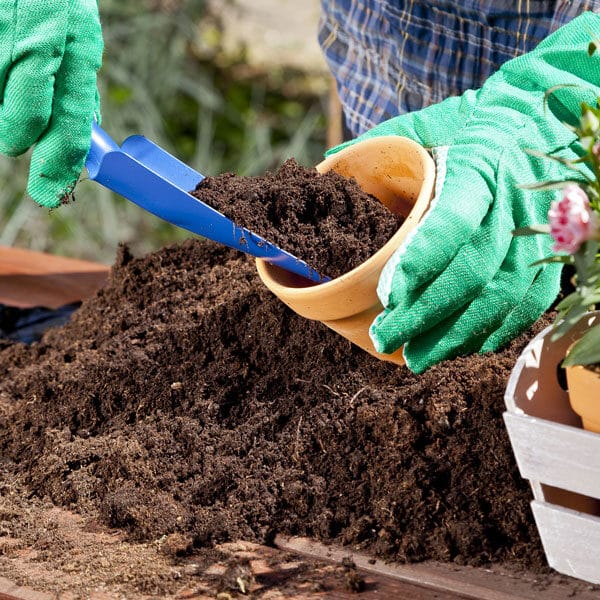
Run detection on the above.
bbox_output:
[193,158,404,278]
[0,238,552,574]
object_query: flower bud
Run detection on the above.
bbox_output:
[548,185,597,254]
[581,108,600,135]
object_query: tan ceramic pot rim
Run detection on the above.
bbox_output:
[255,136,436,300]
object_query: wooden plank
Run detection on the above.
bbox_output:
[275,536,600,600]
[227,550,473,600]
[503,412,600,500]
[327,76,343,148]
[532,500,600,585]
[0,246,109,308]
[136,539,476,599]
[277,536,517,600]
[0,578,51,600]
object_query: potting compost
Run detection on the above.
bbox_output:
[0,164,560,591]
[193,158,404,278]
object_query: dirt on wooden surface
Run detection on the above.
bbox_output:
[0,164,591,597]
[193,159,404,279]
[0,479,370,598]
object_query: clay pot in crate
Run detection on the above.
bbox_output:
[255,136,436,366]
[565,361,600,434]
[504,311,600,584]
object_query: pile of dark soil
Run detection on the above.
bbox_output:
[193,158,404,278]
[0,238,550,571]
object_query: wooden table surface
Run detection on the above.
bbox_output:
[1,246,598,599]
[1,529,599,600]
[0,245,109,309]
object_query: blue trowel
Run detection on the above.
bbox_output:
[85,122,328,283]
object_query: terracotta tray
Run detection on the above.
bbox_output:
[0,245,109,309]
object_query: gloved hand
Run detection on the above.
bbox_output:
[0,0,103,208]
[328,11,600,373]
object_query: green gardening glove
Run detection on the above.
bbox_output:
[0,0,103,208]
[329,11,600,373]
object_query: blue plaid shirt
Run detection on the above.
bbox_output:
[319,0,600,137]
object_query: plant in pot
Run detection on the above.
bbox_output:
[515,42,600,433]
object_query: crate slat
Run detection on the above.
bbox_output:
[503,412,600,500]
[531,500,600,584]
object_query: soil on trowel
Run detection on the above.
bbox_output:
[192,158,404,278]
[0,238,553,582]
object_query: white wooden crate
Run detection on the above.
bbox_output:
[504,312,600,584]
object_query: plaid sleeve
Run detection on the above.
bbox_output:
[319,0,600,138]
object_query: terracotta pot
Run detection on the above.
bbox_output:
[255,136,436,365]
[566,363,600,434]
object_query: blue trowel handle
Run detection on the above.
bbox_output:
[85,123,328,283]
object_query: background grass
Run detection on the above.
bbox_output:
[0,0,329,263]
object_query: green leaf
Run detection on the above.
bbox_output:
[555,291,584,312]
[582,293,600,305]
[519,179,587,191]
[574,240,600,280]
[523,149,593,178]
[530,255,574,267]
[551,304,590,340]
[512,225,551,236]
[544,83,581,108]
[562,323,600,366]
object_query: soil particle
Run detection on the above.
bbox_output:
[341,556,366,592]
[193,158,404,278]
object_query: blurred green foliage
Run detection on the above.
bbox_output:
[0,0,328,263]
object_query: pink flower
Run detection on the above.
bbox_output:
[548,185,597,254]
